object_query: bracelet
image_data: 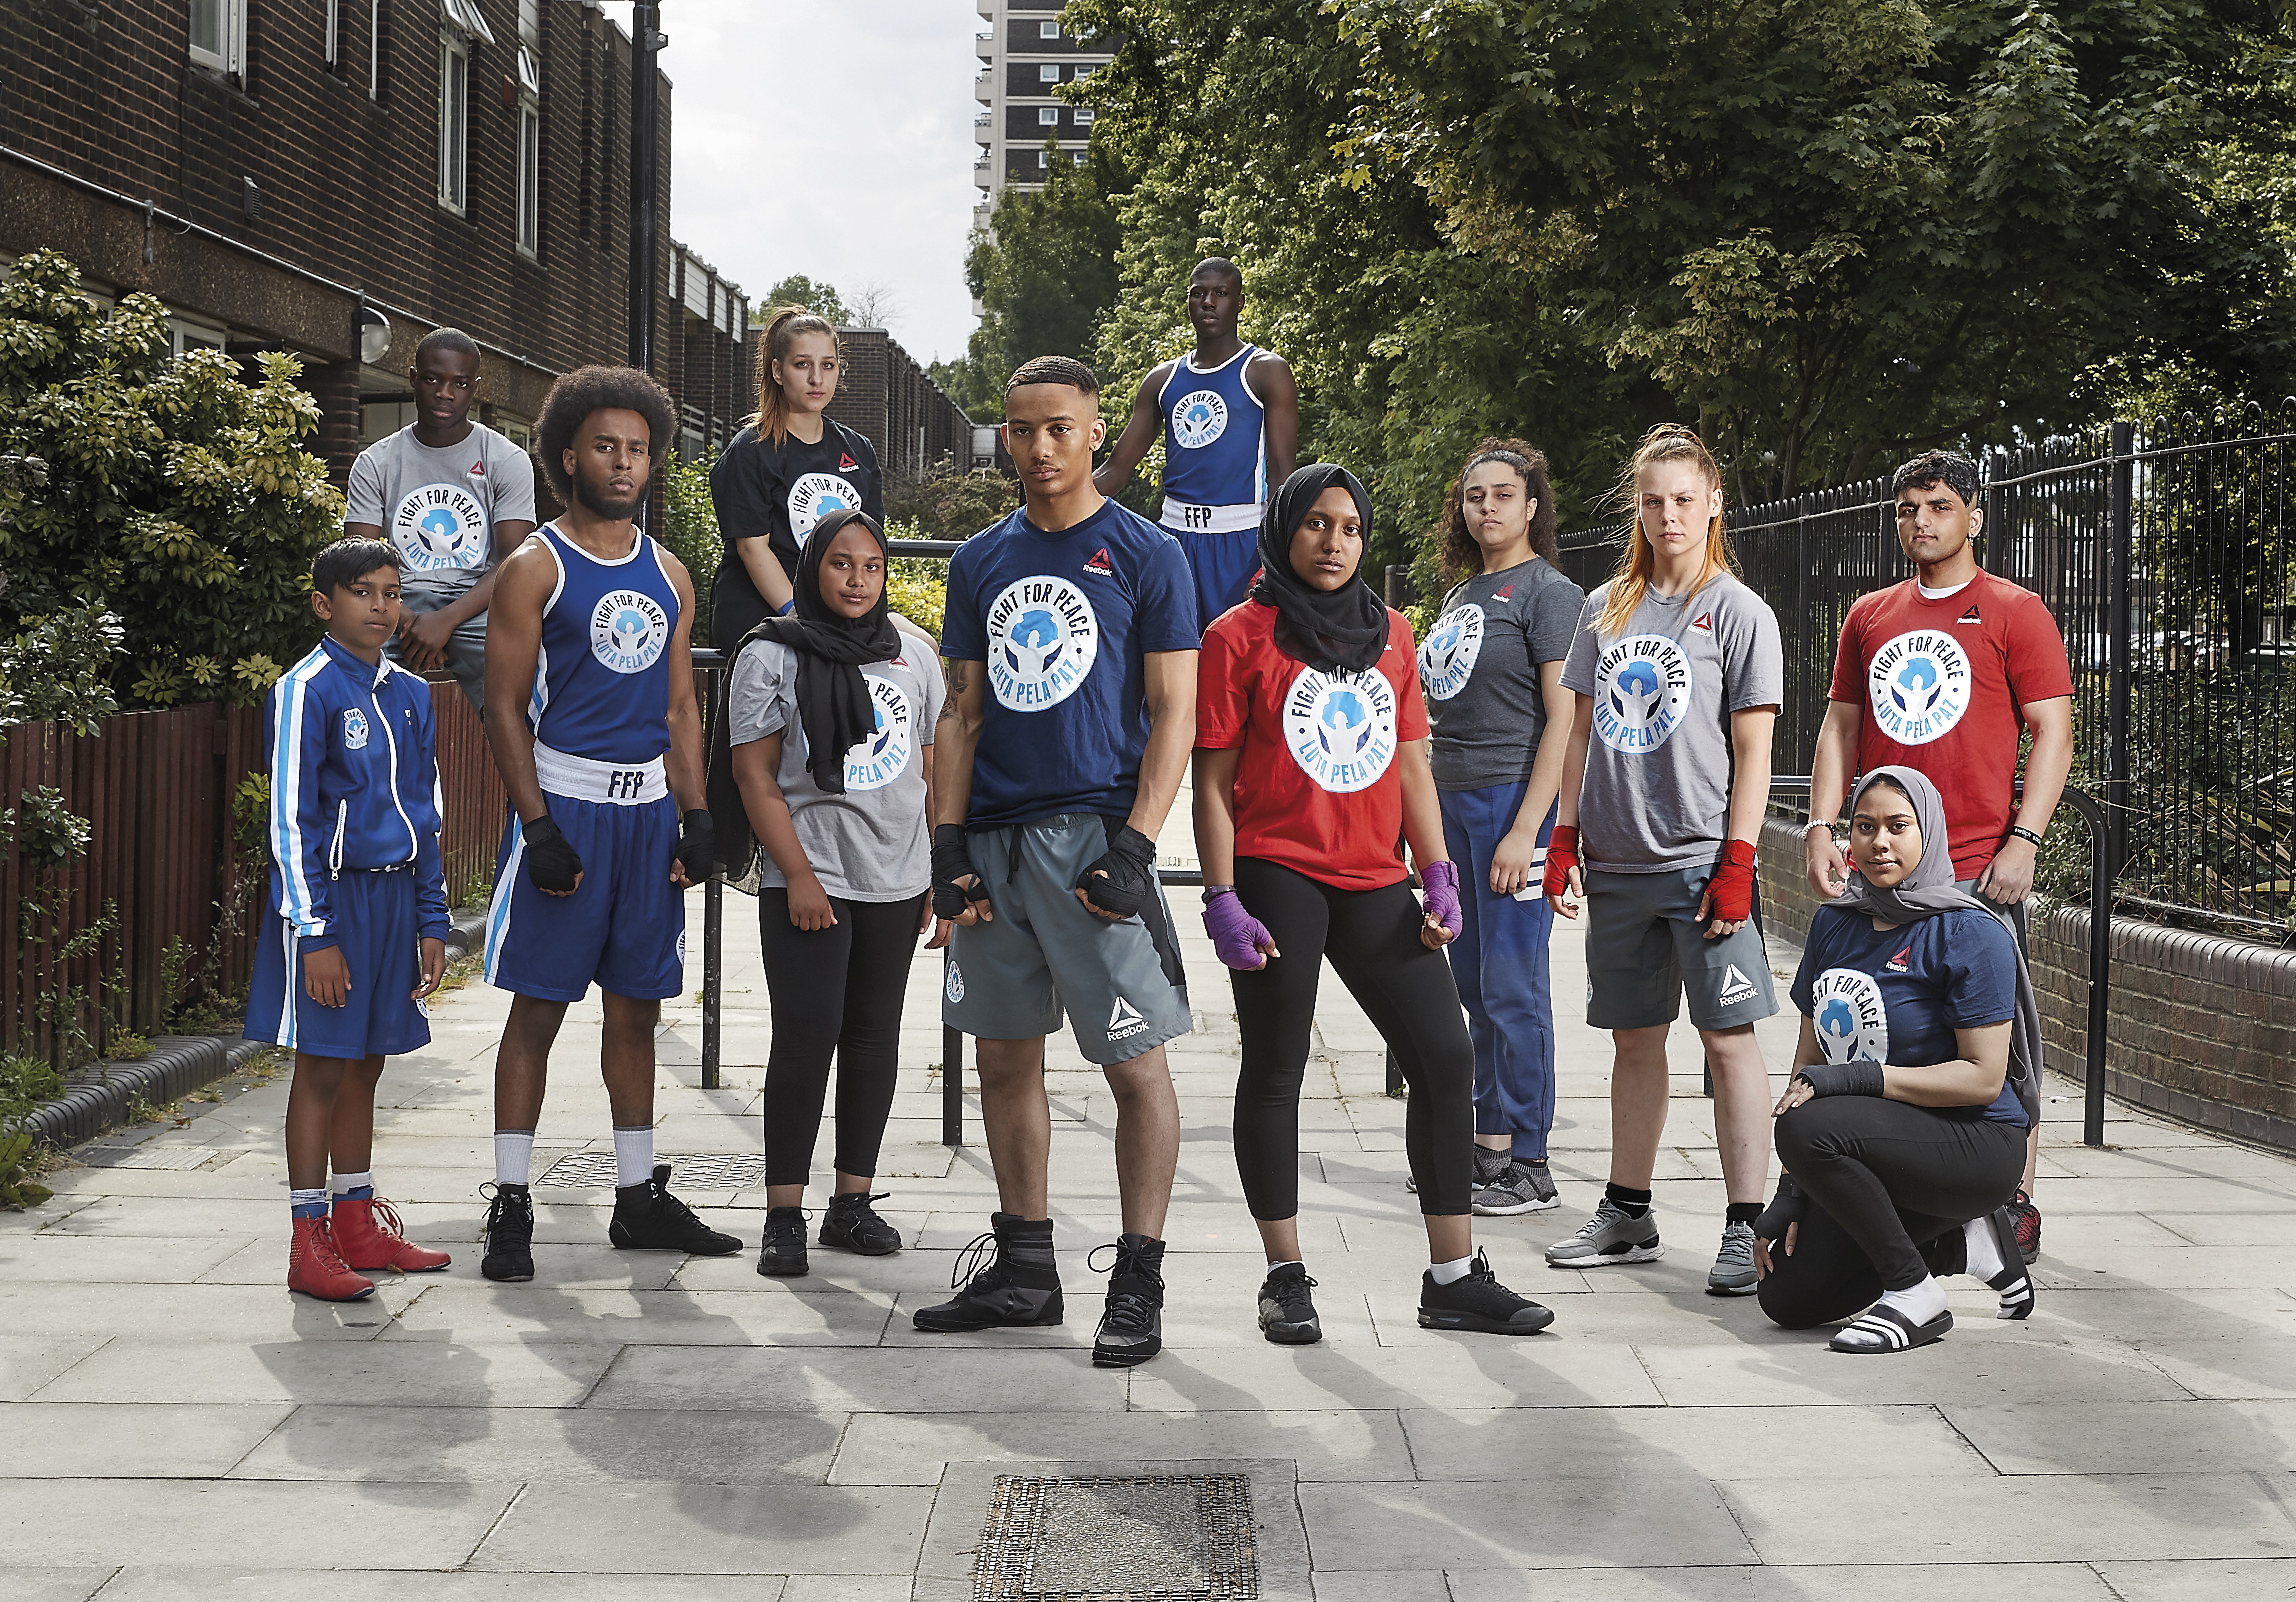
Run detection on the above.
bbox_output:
[1200,885,1236,902]
[1803,819,1836,837]
[2008,825,2044,848]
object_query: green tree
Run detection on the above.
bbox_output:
[954,150,1125,421]
[754,275,851,326]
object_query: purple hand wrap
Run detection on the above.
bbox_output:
[1202,889,1275,971]
[1420,860,1462,938]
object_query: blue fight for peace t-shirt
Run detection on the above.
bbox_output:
[941,499,1200,828]
[1790,904,2028,1126]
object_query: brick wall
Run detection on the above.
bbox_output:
[818,329,975,485]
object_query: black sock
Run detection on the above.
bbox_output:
[1520,1156,1549,1167]
[1605,1182,1653,1219]
[1726,1202,1762,1227]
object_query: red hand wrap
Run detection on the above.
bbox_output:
[1707,838,1758,923]
[1541,825,1580,899]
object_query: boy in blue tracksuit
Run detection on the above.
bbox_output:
[248,538,454,1301]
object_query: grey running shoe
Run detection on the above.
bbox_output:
[1544,1195,1663,1268]
[1474,1159,1560,1216]
[1706,1220,1759,1296]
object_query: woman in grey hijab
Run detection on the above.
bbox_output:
[1753,765,2040,1353]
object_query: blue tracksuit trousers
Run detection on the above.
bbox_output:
[1438,781,1558,1161]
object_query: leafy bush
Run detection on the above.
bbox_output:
[0,1053,62,1208]
[0,603,124,735]
[886,469,1017,542]
[654,452,723,648]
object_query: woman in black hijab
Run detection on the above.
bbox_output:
[721,509,946,1277]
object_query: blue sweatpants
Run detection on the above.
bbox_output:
[1438,781,1558,1161]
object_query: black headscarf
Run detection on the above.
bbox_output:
[737,507,902,795]
[1249,463,1389,674]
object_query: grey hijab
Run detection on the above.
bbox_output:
[1831,765,2042,1122]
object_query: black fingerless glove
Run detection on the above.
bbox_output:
[676,810,715,884]
[1752,1174,1806,1242]
[1795,1059,1886,1099]
[930,823,991,920]
[1077,825,1158,918]
[522,813,582,894]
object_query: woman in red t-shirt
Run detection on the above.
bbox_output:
[1193,463,1555,1344]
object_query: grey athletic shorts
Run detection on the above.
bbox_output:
[1584,863,1778,1032]
[390,589,488,714]
[943,813,1193,1066]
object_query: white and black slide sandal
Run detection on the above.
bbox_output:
[1979,1205,2036,1321]
[1829,1303,1954,1355]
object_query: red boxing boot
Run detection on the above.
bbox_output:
[332,1195,453,1273]
[288,1215,377,1301]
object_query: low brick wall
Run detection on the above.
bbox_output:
[1757,818,2296,1151]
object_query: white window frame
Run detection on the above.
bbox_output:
[518,0,541,45]
[515,66,542,257]
[1035,149,1049,171]
[1038,63,1061,82]
[1038,19,1060,37]
[370,0,384,99]
[443,0,495,44]
[167,313,230,357]
[437,32,470,214]
[188,0,247,76]
[1036,106,1059,126]
[1074,107,1095,126]
[326,0,341,68]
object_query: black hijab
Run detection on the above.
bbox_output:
[1249,463,1389,674]
[737,508,901,795]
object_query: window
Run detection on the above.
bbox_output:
[437,33,469,213]
[369,0,383,99]
[168,314,229,357]
[188,0,246,75]
[1036,149,1049,170]
[442,0,494,43]
[1075,107,1095,126]
[1039,19,1060,37]
[326,0,340,68]
[518,0,540,44]
[515,50,542,255]
[1038,63,1060,82]
[1037,106,1059,126]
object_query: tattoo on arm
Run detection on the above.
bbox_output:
[940,660,969,721]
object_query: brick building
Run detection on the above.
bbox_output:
[731,323,977,486]
[3,0,747,485]
[971,0,1110,232]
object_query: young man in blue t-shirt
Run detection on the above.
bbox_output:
[922,355,1201,1368]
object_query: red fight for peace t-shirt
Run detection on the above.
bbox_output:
[1196,601,1429,892]
[1828,570,2074,879]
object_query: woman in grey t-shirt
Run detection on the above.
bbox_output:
[1416,440,1585,1217]
[723,511,944,1278]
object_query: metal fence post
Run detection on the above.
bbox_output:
[700,874,721,1091]
[2105,422,2135,887]
[942,948,965,1147]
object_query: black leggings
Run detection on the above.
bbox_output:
[1760,1095,2026,1327]
[756,889,926,1187]
[1231,859,1475,1219]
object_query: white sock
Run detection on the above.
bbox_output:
[1876,1274,1948,1327]
[1964,1214,2007,1282]
[613,1125,655,1188]
[1429,1255,1475,1285]
[493,1130,535,1187]
[290,1187,328,1219]
[330,1170,374,1197]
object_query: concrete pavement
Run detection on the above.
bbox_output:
[5,883,2296,1599]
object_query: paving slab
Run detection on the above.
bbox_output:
[0,1478,519,1569]
[828,1407,1412,1483]
[83,1575,785,1602]
[31,1338,617,1407]
[0,1401,292,1478]
[1301,1477,1758,1569]
[1939,1398,2296,1474]
[467,1480,936,1575]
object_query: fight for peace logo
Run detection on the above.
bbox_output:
[1591,634,1694,753]
[984,576,1098,712]
[1810,967,1890,1065]
[1418,604,1486,702]
[391,482,491,572]
[1170,389,1229,450]
[945,962,965,1003]
[342,707,370,750]
[843,675,914,791]
[1867,629,1973,745]
[787,473,861,544]
[1283,666,1398,794]
[590,589,672,675]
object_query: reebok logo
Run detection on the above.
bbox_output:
[1957,605,1982,624]
[1083,547,1114,577]
[1885,944,1912,974]
[839,453,859,471]
[468,460,486,477]
[1717,964,1757,1005]
[1493,584,1514,601]
[1690,611,1715,634]
[1108,995,1148,1042]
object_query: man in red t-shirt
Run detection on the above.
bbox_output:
[1806,449,2073,1262]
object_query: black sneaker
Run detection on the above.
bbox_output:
[819,1191,902,1256]
[913,1213,1064,1332]
[607,1164,742,1255]
[756,1205,809,1277]
[479,1182,535,1283]
[1417,1249,1556,1335]
[1092,1232,1166,1368]
[1257,1262,1321,1345]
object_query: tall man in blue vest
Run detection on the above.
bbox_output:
[1096,258,1298,628]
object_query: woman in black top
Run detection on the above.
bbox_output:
[709,306,885,649]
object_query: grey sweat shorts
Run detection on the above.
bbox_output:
[1584,863,1779,1032]
[943,813,1193,1065]
[390,589,489,714]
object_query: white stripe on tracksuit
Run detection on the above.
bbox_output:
[269,647,334,938]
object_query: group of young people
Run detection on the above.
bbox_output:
[253,260,2072,1363]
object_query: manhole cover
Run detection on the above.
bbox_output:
[78,1145,225,1170]
[973,1473,1258,1601]
[536,1152,768,1188]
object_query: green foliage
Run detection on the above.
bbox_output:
[885,469,1019,542]
[230,773,270,857]
[0,1053,61,1207]
[0,603,124,735]
[0,251,342,710]
[949,153,1125,420]
[885,554,948,640]
[755,276,850,326]
[654,452,723,648]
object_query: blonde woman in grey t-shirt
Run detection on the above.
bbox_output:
[1541,425,1784,1297]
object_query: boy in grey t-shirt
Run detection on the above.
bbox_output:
[344,329,537,713]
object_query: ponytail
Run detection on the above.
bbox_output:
[745,306,841,447]
[1594,424,1737,639]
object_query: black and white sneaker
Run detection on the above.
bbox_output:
[608,1164,742,1255]
[1091,1232,1166,1368]
[1473,1158,1560,1215]
[756,1205,808,1277]
[819,1191,902,1256]
[1256,1262,1321,1345]
[1417,1249,1556,1335]
[913,1213,1063,1332]
[479,1182,535,1283]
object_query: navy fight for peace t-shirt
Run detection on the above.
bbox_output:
[1789,904,2027,1126]
[941,499,1199,828]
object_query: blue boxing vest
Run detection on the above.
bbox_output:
[1158,343,1269,535]
[527,524,681,765]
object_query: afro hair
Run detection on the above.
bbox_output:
[534,364,678,499]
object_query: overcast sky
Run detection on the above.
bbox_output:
[595,0,983,364]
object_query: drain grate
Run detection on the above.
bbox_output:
[536,1151,768,1189]
[77,1145,227,1170]
[973,1473,1258,1601]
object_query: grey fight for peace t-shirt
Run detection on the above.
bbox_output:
[726,637,944,902]
[1559,572,1784,873]
[345,423,537,599]
[1419,556,1587,791]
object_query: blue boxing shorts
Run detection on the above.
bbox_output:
[1174,524,1260,630]
[247,867,432,1059]
[484,743,688,1002]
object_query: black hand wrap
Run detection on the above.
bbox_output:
[522,813,582,894]
[1077,825,1158,919]
[677,810,715,885]
[1752,1175,1806,1242]
[930,824,991,921]
[1795,1059,1886,1099]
